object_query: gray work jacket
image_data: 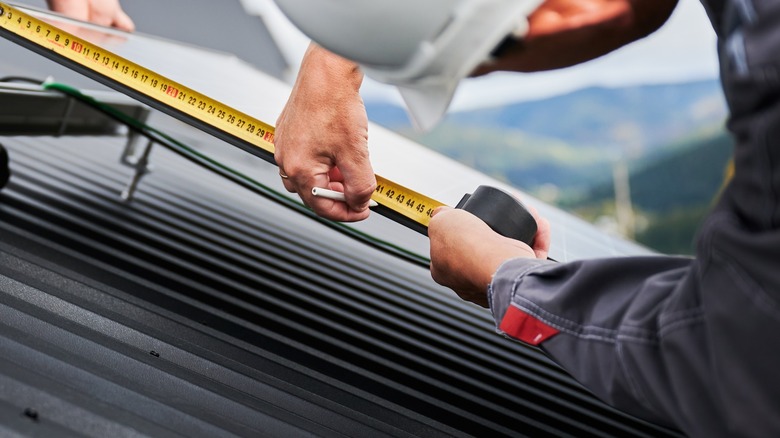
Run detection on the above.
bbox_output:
[488,1,780,436]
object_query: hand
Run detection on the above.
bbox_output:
[473,0,677,74]
[46,0,134,31]
[275,43,376,222]
[428,206,550,307]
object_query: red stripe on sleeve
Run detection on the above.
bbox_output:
[499,305,560,346]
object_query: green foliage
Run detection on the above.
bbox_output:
[404,120,732,256]
[401,123,612,191]
[366,80,732,255]
[564,130,732,254]
[440,80,724,152]
[635,205,712,255]
[574,131,732,213]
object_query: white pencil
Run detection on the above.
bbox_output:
[311,187,378,208]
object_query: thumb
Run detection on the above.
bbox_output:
[432,206,452,217]
[339,157,376,211]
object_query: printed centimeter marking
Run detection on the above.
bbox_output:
[0,3,276,153]
[0,3,445,228]
[374,175,441,225]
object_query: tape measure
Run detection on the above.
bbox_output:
[0,3,444,233]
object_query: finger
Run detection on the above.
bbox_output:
[272,134,297,192]
[533,216,551,260]
[303,172,371,222]
[325,168,346,193]
[327,166,344,183]
[504,190,551,258]
[429,208,480,242]
[431,206,452,217]
[275,162,295,192]
[89,4,116,27]
[527,205,551,259]
[281,176,295,193]
[337,153,376,213]
[277,155,364,220]
[113,9,135,32]
[326,181,345,193]
[47,0,89,20]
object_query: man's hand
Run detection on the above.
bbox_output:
[47,0,134,31]
[428,206,550,307]
[473,0,677,74]
[274,43,376,222]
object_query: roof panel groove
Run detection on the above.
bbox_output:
[4,158,621,427]
[0,136,680,437]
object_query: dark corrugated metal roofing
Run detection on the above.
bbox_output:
[0,135,680,437]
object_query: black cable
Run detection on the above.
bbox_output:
[43,82,432,269]
[0,142,10,189]
[0,76,45,84]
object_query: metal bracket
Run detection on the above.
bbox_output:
[120,138,154,202]
[0,142,9,190]
[120,129,146,167]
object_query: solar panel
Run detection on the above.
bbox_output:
[0,4,652,262]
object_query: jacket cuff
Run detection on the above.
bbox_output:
[488,258,555,339]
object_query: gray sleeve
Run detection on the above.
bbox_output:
[487,254,697,429]
[489,257,698,424]
[481,1,780,435]
[487,215,780,438]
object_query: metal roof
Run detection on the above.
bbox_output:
[1,2,654,263]
[0,134,679,437]
[0,4,676,436]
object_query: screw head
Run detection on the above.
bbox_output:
[23,408,39,421]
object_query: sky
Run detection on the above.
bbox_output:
[246,0,720,111]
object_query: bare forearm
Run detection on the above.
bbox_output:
[476,0,678,74]
[274,42,375,221]
[297,43,363,100]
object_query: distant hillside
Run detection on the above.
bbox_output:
[565,130,734,254]
[365,80,732,254]
[398,123,612,192]
[366,79,727,155]
[575,130,733,213]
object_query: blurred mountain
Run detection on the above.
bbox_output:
[452,80,725,151]
[366,78,728,190]
[366,79,732,254]
[581,130,733,213]
[565,130,734,254]
[367,79,726,156]
[395,123,612,192]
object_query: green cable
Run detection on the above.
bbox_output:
[43,81,432,268]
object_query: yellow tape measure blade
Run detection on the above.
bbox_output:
[0,3,275,153]
[0,3,447,231]
[373,176,444,229]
